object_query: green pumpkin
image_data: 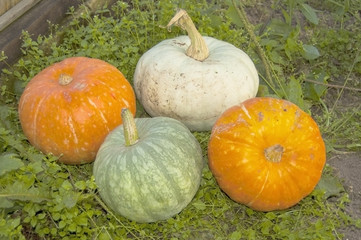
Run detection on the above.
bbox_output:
[93,109,203,223]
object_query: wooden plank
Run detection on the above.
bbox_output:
[0,0,22,16]
[0,0,41,32]
[0,0,118,71]
[0,0,83,70]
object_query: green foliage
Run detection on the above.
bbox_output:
[0,0,360,239]
[319,106,361,152]
[240,0,360,110]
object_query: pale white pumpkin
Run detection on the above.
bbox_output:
[134,9,259,131]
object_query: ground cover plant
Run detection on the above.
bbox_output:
[0,0,361,239]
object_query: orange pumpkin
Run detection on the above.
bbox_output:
[208,97,326,211]
[18,57,136,164]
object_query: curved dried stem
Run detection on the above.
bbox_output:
[165,9,209,61]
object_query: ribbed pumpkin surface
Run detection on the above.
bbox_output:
[93,117,203,223]
[208,97,326,211]
[134,35,259,131]
[18,57,136,164]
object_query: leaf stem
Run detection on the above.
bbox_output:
[232,0,274,88]
[304,78,361,92]
[331,48,361,112]
[94,194,142,239]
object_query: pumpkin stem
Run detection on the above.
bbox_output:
[165,9,209,61]
[264,144,284,163]
[121,108,139,146]
[58,73,73,86]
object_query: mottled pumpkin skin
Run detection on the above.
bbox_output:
[18,57,136,164]
[208,97,326,211]
[93,117,203,223]
[134,36,259,131]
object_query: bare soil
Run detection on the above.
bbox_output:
[325,87,361,239]
[328,153,361,240]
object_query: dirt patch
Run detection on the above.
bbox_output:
[328,152,361,239]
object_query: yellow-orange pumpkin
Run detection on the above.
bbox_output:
[18,57,136,164]
[208,97,326,211]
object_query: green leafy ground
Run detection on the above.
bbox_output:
[1,0,361,239]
